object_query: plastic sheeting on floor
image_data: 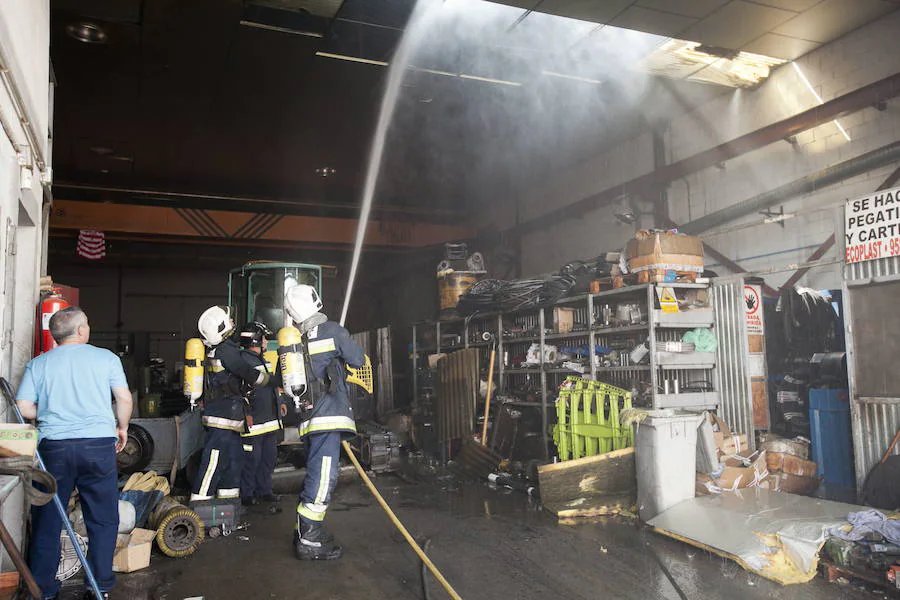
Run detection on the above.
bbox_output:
[648,488,864,584]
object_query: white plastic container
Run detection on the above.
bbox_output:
[635,411,704,521]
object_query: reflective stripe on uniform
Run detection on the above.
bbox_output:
[297,501,327,522]
[308,338,337,355]
[241,419,281,437]
[217,488,239,499]
[243,444,253,452]
[297,416,356,437]
[314,456,332,504]
[206,358,224,373]
[198,449,220,497]
[203,415,244,432]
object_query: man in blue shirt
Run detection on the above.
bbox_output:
[16,307,133,600]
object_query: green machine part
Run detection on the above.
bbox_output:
[553,376,634,461]
[226,262,324,352]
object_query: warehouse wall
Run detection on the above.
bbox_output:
[48,261,351,384]
[0,0,51,410]
[47,265,225,385]
[494,132,654,276]
[664,10,900,292]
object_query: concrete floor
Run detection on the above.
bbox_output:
[100,467,885,600]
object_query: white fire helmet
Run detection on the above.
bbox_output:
[284,284,323,324]
[198,305,235,346]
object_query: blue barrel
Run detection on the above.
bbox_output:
[809,389,855,488]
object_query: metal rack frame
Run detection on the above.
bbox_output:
[411,281,718,459]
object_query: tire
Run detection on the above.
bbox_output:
[116,424,154,474]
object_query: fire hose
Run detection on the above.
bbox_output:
[341,440,462,600]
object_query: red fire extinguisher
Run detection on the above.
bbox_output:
[35,291,71,356]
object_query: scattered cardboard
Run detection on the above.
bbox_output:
[0,424,37,458]
[761,437,809,460]
[112,528,155,573]
[765,472,821,495]
[713,451,768,491]
[708,414,748,458]
[766,452,817,478]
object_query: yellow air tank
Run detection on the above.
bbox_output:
[183,338,206,409]
[277,326,307,398]
[263,350,278,374]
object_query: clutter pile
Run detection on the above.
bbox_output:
[823,509,900,588]
[53,470,205,581]
[695,414,820,496]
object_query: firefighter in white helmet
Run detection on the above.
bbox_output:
[191,306,276,504]
[284,284,365,560]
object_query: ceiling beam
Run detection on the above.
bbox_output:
[52,183,467,222]
[50,200,474,248]
[509,71,900,237]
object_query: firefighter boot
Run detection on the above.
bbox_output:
[294,521,342,560]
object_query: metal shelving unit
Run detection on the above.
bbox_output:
[410,281,719,459]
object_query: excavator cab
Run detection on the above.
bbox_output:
[227,262,323,351]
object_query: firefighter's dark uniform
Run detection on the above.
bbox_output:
[192,337,272,500]
[240,348,285,502]
[295,321,365,527]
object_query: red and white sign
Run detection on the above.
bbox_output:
[744,284,763,335]
[845,185,900,264]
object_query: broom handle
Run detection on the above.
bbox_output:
[480,348,496,447]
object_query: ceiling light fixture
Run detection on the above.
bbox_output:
[459,74,521,87]
[316,167,336,177]
[314,52,388,66]
[239,20,324,38]
[541,70,603,85]
[66,22,108,44]
[791,62,851,142]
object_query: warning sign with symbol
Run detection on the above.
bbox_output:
[656,286,680,313]
[744,284,763,335]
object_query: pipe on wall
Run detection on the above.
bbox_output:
[679,140,900,235]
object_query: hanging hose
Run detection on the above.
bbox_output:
[341,441,463,600]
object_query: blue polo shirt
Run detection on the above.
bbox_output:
[16,344,128,441]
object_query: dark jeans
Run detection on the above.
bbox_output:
[30,437,118,598]
[240,432,278,499]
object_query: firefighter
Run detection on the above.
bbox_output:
[191,306,275,504]
[283,284,365,560]
[237,321,287,507]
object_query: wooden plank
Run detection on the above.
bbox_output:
[538,448,636,517]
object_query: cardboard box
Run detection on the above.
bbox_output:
[766,472,820,495]
[112,528,155,573]
[766,452,817,477]
[626,231,704,276]
[552,307,576,333]
[637,269,699,284]
[708,414,749,457]
[713,451,768,491]
[0,424,37,458]
[761,437,809,460]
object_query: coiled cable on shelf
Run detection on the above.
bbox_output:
[457,275,576,315]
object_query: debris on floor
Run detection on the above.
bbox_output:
[649,487,866,585]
